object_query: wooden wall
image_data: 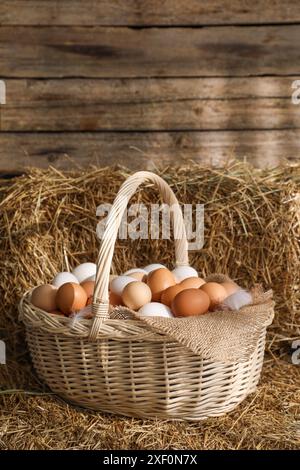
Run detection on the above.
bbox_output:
[0,0,300,173]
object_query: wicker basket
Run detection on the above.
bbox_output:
[19,171,268,421]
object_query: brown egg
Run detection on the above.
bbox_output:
[81,280,95,303]
[180,277,206,289]
[56,282,88,316]
[172,288,210,317]
[200,282,228,310]
[122,281,152,310]
[147,268,176,301]
[31,284,58,312]
[221,281,240,297]
[161,284,185,307]
[109,291,123,307]
[128,271,147,282]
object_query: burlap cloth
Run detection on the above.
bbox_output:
[111,274,275,363]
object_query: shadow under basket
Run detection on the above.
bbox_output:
[19,171,273,421]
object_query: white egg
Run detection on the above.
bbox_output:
[138,302,173,318]
[110,275,136,296]
[52,272,79,288]
[85,274,96,282]
[143,263,165,274]
[172,266,198,283]
[123,268,147,276]
[72,262,97,283]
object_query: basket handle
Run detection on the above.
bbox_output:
[89,171,189,340]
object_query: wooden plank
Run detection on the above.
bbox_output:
[1,77,298,131]
[1,1,300,26]
[0,26,300,77]
[0,131,298,171]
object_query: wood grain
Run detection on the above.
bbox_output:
[0,26,300,77]
[0,131,298,172]
[1,77,298,131]
[1,1,299,26]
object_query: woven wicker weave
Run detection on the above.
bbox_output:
[19,171,269,420]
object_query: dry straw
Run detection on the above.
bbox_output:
[0,161,299,446]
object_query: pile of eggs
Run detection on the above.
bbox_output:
[30,261,244,319]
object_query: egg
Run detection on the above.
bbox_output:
[180,277,205,289]
[122,281,152,310]
[147,268,176,301]
[200,282,228,310]
[86,274,96,282]
[161,284,185,307]
[56,282,88,316]
[221,281,240,297]
[52,272,79,288]
[80,280,95,305]
[143,263,165,274]
[81,280,95,300]
[110,275,136,296]
[31,284,58,312]
[172,288,210,317]
[138,302,173,318]
[109,291,123,307]
[130,272,147,282]
[72,262,97,283]
[172,266,198,282]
